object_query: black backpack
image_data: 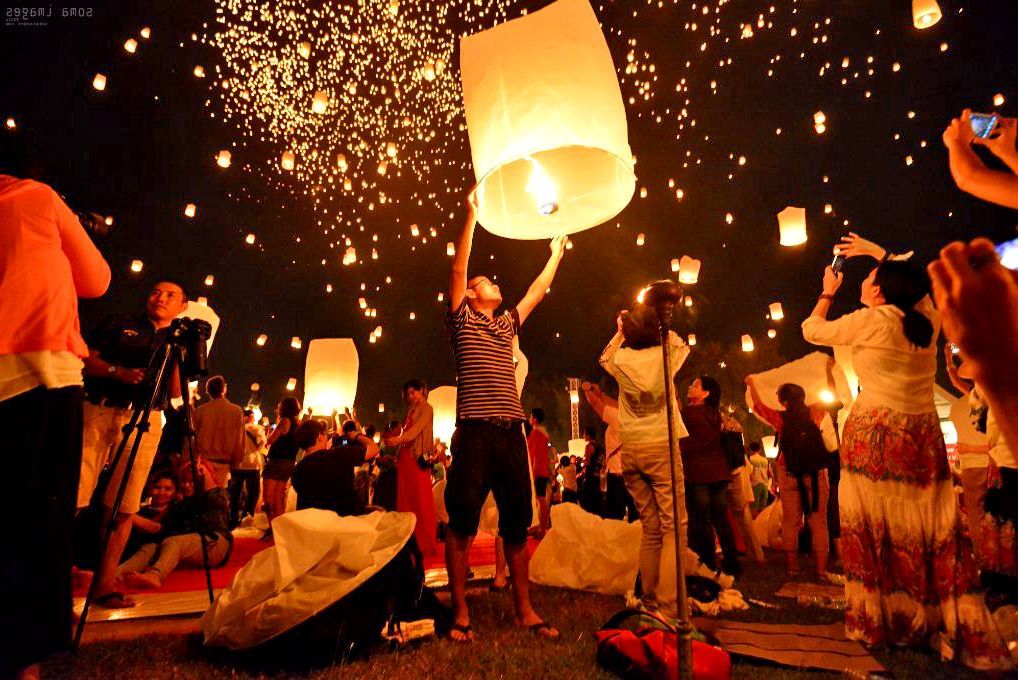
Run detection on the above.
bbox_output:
[778,412,829,514]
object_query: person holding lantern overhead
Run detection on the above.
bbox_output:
[443,186,566,642]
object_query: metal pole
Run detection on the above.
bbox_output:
[656,303,693,680]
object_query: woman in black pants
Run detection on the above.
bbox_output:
[680,376,741,576]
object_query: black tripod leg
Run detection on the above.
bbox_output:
[175,345,215,605]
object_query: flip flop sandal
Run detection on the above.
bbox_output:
[94,591,136,609]
[449,622,474,643]
[527,621,559,640]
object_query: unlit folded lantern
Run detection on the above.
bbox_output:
[429,386,457,446]
[777,206,807,246]
[460,0,635,239]
[303,339,359,414]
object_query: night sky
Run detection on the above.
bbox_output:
[3,1,1017,446]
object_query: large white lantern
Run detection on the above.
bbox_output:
[460,0,635,239]
[912,0,942,29]
[677,255,701,285]
[303,339,359,414]
[429,386,457,447]
[567,438,587,459]
[777,206,807,246]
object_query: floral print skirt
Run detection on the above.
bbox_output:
[839,401,1012,670]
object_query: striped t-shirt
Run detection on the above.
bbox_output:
[446,301,526,421]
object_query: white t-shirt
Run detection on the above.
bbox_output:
[602,405,623,474]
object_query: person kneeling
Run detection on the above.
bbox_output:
[291,419,379,516]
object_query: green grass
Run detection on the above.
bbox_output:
[48,555,992,679]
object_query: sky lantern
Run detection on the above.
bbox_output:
[741,334,755,352]
[677,255,701,284]
[342,246,357,265]
[777,206,807,246]
[386,142,397,158]
[281,151,295,170]
[245,233,256,244]
[304,339,359,414]
[286,378,297,392]
[761,435,778,459]
[378,403,385,413]
[216,150,231,168]
[184,203,197,218]
[139,27,151,39]
[446,242,455,256]
[636,232,645,246]
[255,334,267,346]
[4,118,15,129]
[124,38,138,54]
[311,90,329,114]
[769,302,784,320]
[687,333,697,346]
[993,93,1005,107]
[92,73,107,91]
[298,41,311,58]
[683,295,693,307]
[767,328,777,339]
[567,438,587,459]
[193,65,206,78]
[204,274,215,286]
[912,0,942,29]
[130,259,143,273]
[670,258,680,273]
[460,0,635,239]
[429,386,457,446]
[410,224,420,237]
[291,336,302,350]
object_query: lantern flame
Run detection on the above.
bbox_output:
[525,157,558,216]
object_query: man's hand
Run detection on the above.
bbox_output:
[973,116,1018,162]
[822,266,844,295]
[616,311,627,333]
[550,235,567,259]
[928,238,1018,386]
[116,367,146,384]
[836,232,885,260]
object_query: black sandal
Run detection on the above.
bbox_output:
[449,622,474,643]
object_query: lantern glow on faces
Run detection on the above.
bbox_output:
[777,206,807,246]
[460,0,635,239]
[304,339,359,413]
[912,0,942,29]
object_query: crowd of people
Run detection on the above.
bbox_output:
[3,105,1018,679]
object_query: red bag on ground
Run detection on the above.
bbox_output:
[595,609,731,680]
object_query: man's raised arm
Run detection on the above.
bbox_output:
[449,187,479,312]
[515,236,567,325]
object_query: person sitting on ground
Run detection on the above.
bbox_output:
[119,463,233,590]
[120,472,178,563]
[291,419,379,516]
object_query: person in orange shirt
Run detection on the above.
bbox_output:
[0,133,111,680]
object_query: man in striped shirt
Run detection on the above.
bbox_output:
[444,187,566,643]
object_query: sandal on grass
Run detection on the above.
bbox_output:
[94,591,136,609]
[449,622,474,643]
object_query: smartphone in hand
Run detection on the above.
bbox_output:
[969,112,999,139]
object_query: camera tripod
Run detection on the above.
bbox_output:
[74,327,214,648]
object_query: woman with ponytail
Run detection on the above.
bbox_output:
[801,233,1011,670]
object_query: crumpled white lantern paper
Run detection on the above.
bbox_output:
[460,0,635,239]
[303,339,359,414]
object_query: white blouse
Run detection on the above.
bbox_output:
[801,300,940,415]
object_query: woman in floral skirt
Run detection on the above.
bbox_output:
[801,233,1011,671]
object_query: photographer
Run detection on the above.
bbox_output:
[291,419,379,516]
[77,278,188,609]
[0,134,110,680]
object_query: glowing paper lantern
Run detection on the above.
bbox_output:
[4,118,15,130]
[291,337,302,350]
[767,329,777,339]
[140,27,151,39]
[636,233,645,246]
[303,339,359,413]
[281,151,295,170]
[568,438,587,459]
[124,39,138,54]
[777,206,807,246]
[677,255,701,284]
[342,247,357,265]
[311,90,329,114]
[184,203,197,218]
[130,259,143,273]
[216,150,232,168]
[429,386,457,446]
[92,73,107,91]
[286,378,297,392]
[741,335,755,352]
[386,142,397,158]
[204,275,214,286]
[670,258,680,273]
[993,93,1005,107]
[378,403,385,413]
[193,65,206,78]
[912,0,942,29]
[761,435,778,459]
[687,333,697,346]
[446,242,455,256]
[769,302,784,320]
[255,334,267,346]
[298,41,311,58]
[460,0,635,239]
[245,233,256,245]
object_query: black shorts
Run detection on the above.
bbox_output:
[445,420,532,544]
[534,476,549,497]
